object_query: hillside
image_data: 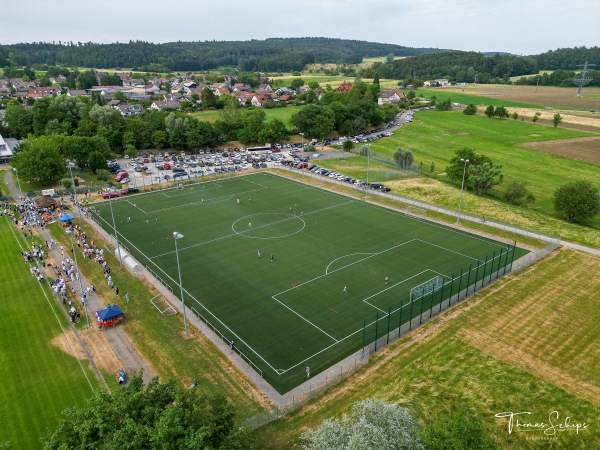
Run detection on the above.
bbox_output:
[0,37,451,72]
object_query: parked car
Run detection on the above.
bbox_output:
[115,171,129,182]
[120,187,140,195]
[102,190,119,199]
[163,163,171,170]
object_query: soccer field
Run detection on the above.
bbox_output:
[93,173,528,393]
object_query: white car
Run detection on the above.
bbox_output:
[313,153,321,158]
[120,178,130,184]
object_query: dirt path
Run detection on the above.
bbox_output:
[3,171,156,386]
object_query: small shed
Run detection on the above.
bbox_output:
[96,304,125,329]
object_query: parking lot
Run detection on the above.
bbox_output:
[105,108,428,192]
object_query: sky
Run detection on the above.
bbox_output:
[1,0,598,56]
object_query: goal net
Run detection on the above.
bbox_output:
[149,294,177,317]
[410,275,445,302]
[405,206,427,218]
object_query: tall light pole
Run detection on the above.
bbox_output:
[68,164,84,225]
[299,132,304,151]
[456,158,469,224]
[108,195,123,266]
[12,167,23,201]
[365,144,371,199]
[173,232,188,335]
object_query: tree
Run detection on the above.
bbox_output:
[308,81,320,90]
[237,109,266,144]
[43,373,253,450]
[259,118,288,144]
[504,181,532,205]
[302,398,424,450]
[436,98,452,111]
[468,161,503,195]
[394,147,414,170]
[429,160,435,174]
[96,169,109,181]
[5,101,34,139]
[493,106,509,119]
[553,181,600,223]
[342,139,354,152]
[445,148,494,184]
[532,111,541,124]
[291,78,305,89]
[511,112,519,120]
[484,105,495,118]
[386,53,395,63]
[421,403,497,450]
[553,113,563,128]
[201,86,216,109]
[463,104,477,115]
[152,130,168,149]
[407,90,416,100]
[88,150,107,174]
[60,178,72,190]
[290,105,335,140]
[11,136,66,184]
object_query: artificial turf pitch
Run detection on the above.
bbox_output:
[94,172,528,393]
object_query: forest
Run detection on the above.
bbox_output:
[369,47,600,86]
[0,38,449,72]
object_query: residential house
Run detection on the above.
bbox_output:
[258,84,273,93]
[251,93,274,107]
[213,86,230,96]
[232,83,251,92]
[27,87,60,99]
[110,101,144,117]
[377,91,406,105]
[336,83,354,93]
[67,89,90,98]
[144,84,161,95]
[150,100,181,111]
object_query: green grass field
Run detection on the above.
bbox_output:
[370,110,599,226]
[414,89,545,108]
[191,105,305,129]
[92,173,527,393]
[0,218,98,448]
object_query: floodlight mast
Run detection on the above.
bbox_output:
[173,232,189,335]
[573,61,595,97]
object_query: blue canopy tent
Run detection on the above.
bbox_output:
[96,304,125,328]
[58,214,75,222]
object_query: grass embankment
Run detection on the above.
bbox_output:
[255,248,600,449]
[368,110,600,235]
[0,218,99,449]
[312,156,599,248]
[46,220,266,418]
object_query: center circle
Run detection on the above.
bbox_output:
[232,213,306,239]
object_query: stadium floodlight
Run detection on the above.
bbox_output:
[12,167,23,201]
[456,158,469,224]
[173,231,188,335]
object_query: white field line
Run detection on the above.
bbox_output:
[149,199,354,259]
[5,216,95,391]
[270,295,339,343]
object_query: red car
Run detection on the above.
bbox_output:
[102,191,119,199]
[296,162,309,169]
[163,163,171,170]
[143,158,150,163]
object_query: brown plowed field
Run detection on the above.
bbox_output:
[521,136,600,165]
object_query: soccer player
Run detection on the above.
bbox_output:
[248,222,252,228]
[258,249,261,258]
[270,254,274,262]
[343,286,347,294]
[385,277,389,284]
[306,366,310,378]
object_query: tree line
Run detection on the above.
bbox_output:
[0,38,448,72]
[369,47,599,86]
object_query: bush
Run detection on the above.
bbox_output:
[553,181,600,223]
[504,181,530,205]
[96,169,109,182]
[342,140,354,152]
[463,104,477,115]
[60,178,73,190]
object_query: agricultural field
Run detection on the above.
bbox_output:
[92,173,527,393]
[0,218,99,449]
[255,248,600,449]
[434,84,600,111]
[370,110,600,230]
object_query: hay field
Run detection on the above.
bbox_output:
[256,248,600,449]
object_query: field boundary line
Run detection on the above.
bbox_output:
[270,296,339,343]
[92,212,281,373]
